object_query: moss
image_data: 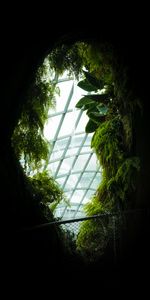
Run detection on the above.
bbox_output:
[74,41,142,258]
[12,61,58,172]
[11,40,142,254]
[91,117,125,176]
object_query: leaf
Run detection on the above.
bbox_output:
[88,112,106,124]
[87,104,108,116]
[75,96,95,109]
[85,119,99,133]
[83,94,110,104]
[83,71,104,90]
[97,105,108,115]
[76,95,110,110]
[83,103,97,111]
[77,79,98,92]
[86,105,100,114]
[87,113,101,124]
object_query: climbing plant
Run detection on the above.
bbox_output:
[73,42,141,259]
[75,56,141,212]
[11,40,142,255]
[11,58,66,224]
[42,41,142,257]
[12,61,59,172]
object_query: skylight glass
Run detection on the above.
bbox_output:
[44,73,102,220]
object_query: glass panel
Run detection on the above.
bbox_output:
[58,111,79,137]
[80,146,91,153]
[75,111,89,133]
[73,154,90,172]
[68,81,86,109]
[70,134,85,148]
[90,173,102,189]
[77,172,94,188]
[55,80,73,112]
[64,174,79,191]
[85,154,98,171]
[63,207,78,219]
[71,190,85,203]
[54,138,69,151]
[65,147,79,157]
[56,176,67,187]
[65,191,72,200]
[54,207,65,218]
[58,157,75,175]
[50,149,64,161]
[44,115,62,140]
[55,199,67,208]
[84,134,93,146]
[43,72,103,220]
[47,161,60,176]
[82,189,95,204]
[75,211,85,218]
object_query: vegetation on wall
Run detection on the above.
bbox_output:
[29,170,66,209]
[11,58,65,225]
[73,42,141,259]
[11,40,142,259]
[12,62,58,171]
[39,40,141,260]
[75,58,141,212]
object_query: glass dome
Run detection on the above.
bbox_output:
[44,72,102,219]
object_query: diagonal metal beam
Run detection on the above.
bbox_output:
[53,109,83,179]
[60,134,88,190]
[44,81,74,170]
[72,171,99,218]
[61,152,93,218]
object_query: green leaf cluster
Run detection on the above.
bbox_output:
[28,171,65,206]
[76,70,111,133]
[76,217,111,263]
[47,41,142,260]
[12,61,58,171]
[73,42,142,259]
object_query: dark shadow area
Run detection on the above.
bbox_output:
[1,24,150,293]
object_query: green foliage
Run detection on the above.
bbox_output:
[12,61,58,171]
[22,170,67,224]
[83,70,104,90]
[74,41,141,259]
[59,227,77,257]
[76,218,110,263]
[85,119,99,133]
[47,41,113,83]
[122,114,133,152]
[28,171,65,206]
[109,157,140,202]
[91,117,124,173]
[75,68,113,134]
[84,194,105,215]
[47,41,142,261]
[76,94,110,109]
[11,40,142,258]
[47,42,88,79]
[77,79,98,92]
[11,59,66,225]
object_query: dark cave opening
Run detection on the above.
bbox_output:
[1,31,150,291]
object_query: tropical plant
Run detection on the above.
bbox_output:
[11,40,142,258]
[74,44,141,260]
[76,217,111,263]
[12,61,58,172]
[11,58,66,225]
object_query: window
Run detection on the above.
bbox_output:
[44,74,102,219]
